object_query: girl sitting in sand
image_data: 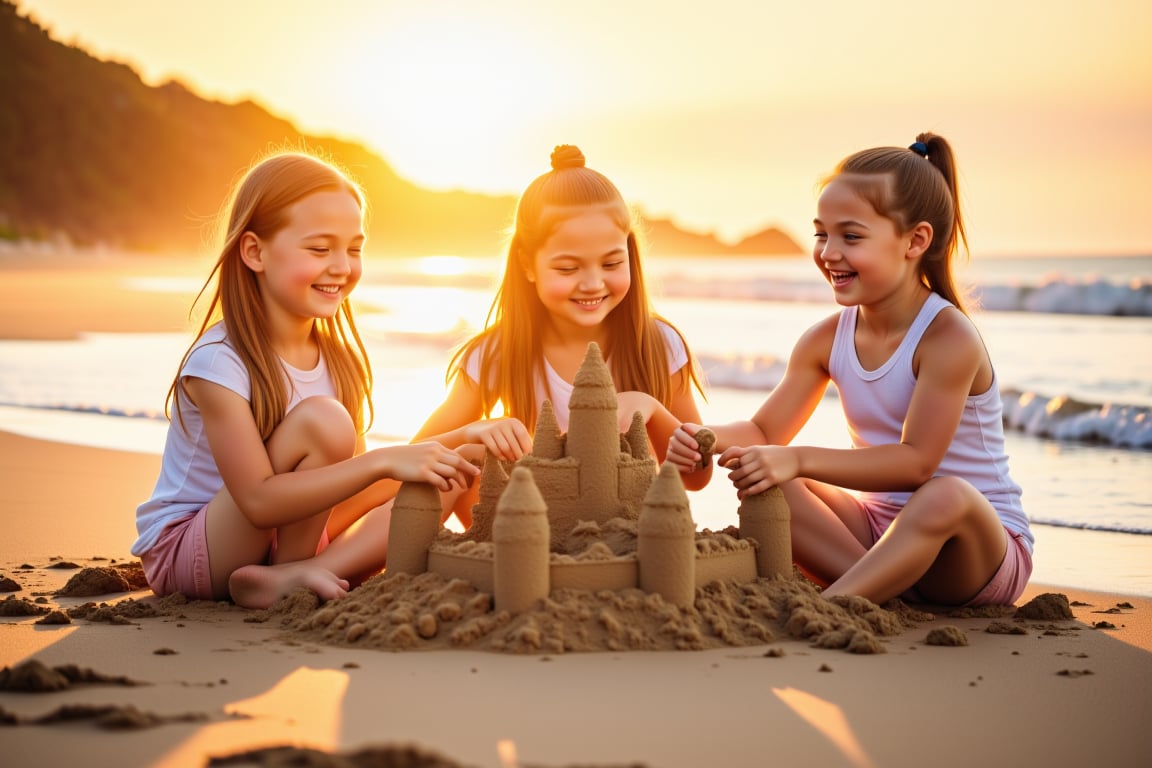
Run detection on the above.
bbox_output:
[132,151,478,609]
[400,144,712,527]
[667,133,1033,607]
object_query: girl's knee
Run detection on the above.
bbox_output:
[273,397,357,463]
[907,476,988,528]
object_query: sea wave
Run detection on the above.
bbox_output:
[1000,390,1152,449]
[657,274,1152,317]
[973,277,1152,316]
[697,354,1152,450]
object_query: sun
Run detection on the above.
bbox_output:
[343,7,582,195]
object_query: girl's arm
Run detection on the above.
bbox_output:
[187,377,477,530]
[668,316,836,471]
[411,373,533,462]
[617,365,712,490]
[724,310,985,497]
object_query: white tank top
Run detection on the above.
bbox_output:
[829,293,1031,550]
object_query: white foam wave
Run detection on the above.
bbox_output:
[658,274,1152,317]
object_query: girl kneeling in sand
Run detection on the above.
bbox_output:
[668,133,1033,607]
[401,144,713,527]
[132,152,478,609]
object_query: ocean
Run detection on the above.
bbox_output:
[1,253,1149,593]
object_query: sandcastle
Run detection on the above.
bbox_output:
[386,343,793,612]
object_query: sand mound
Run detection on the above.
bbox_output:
[274,571,924,655]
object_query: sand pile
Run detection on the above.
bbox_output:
[272,569,932,655]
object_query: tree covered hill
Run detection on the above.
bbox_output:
[0,1,800,257]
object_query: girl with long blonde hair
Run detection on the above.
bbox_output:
[133,151,477,608]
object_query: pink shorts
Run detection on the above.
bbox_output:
[139,508,214,600]
[139,508,331,601]
[863,500,1033,607]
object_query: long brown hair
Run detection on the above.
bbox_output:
[169,151,373,439]
[447,144,702,431]
[824,132,971,313]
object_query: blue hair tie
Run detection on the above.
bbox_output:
[908,141,929,157]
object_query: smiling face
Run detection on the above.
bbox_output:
[244,189,365,325]
[813,176,918,308]
[525,206,632,335]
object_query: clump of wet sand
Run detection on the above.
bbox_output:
[275,570,925,655]
[208,744,496,768]
[0,658,145,692]
[57,562,148,597]
[1015,592,1074,620]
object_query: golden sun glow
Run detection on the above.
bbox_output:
[414,256,470,277]
[12,0,1152,255]
[348,10,581,193]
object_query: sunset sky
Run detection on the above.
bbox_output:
[15,0,1152,257]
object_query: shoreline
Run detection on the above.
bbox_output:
[1,418,1149,600]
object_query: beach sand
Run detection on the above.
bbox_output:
[2,253,1151,767]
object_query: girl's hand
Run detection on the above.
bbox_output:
[463,418,533,462]
[666,422,705,473]
[381,442,481,492]
[718,445,799,498]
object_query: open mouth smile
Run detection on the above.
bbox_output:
[828,270,857,288]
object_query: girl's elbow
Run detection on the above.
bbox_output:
[907,460,940,488]
[234,498,277,530]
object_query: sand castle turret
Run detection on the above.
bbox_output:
[566,343,623,511]
[492,467,551,613]
[386,481,443,575]
[738,486,792,579]
[465,451,510,543]
[534,400,565,460]
[637,461,697,607]
[624,410,650,461]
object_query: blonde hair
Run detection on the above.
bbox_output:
[823,132,971,313]
[448,145,702,431]
[169,151,373,439]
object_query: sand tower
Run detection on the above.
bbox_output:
[637,461,697,606]
[738,486,792,579]
[492,467,551,613]
[566,343,623,511]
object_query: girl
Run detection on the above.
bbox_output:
[132,152,478,609]
[668,133,1033,607]
[411,144,712,526]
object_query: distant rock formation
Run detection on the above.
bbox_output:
[0,1,802,258]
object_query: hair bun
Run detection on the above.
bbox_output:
[550,145,586,171]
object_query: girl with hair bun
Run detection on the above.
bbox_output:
[133,151,478,609]
[668,133,1033,607]
[410,144,712,527]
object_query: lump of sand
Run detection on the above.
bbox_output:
[277,571,919,655]
[207,744,480,768]
[0,658,145,692]
[925,626,969,646]
[1015,592,1074,621]
[0,596,49,617]
[57,563,148,597]
[10,703,207,729]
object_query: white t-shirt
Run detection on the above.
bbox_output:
[463,321,689,431]
[131,322,338,555]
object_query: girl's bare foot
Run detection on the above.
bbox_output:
[228,562,350,609]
